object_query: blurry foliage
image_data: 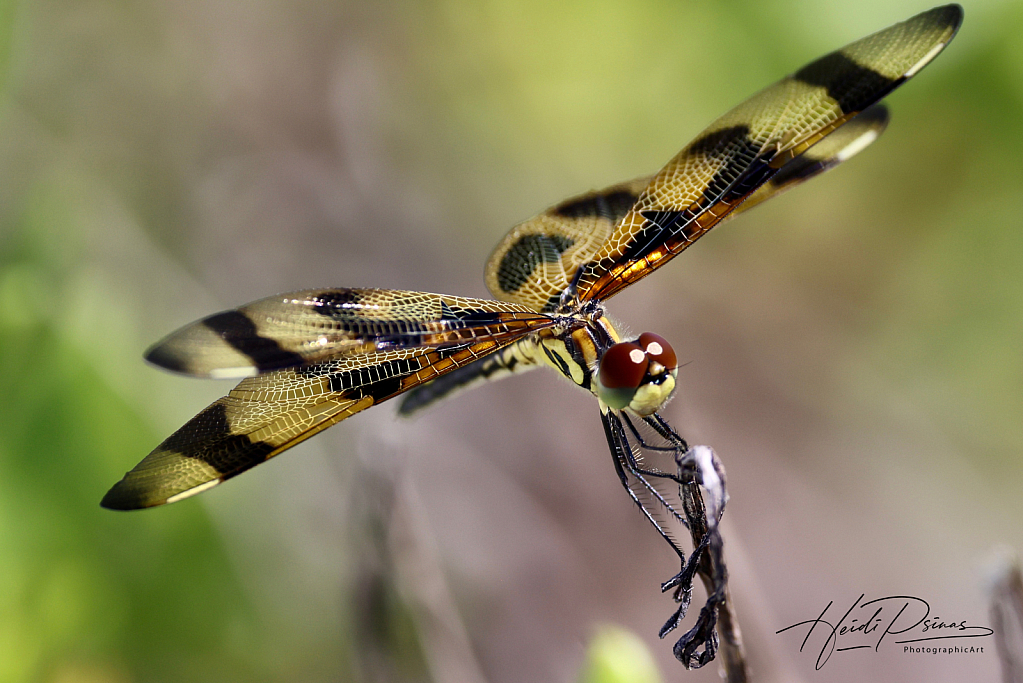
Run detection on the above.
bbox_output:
[578,626,661,683]
[0,1,1020,682]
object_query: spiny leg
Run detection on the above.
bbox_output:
[601,410,688,560]
[602,408,732,670]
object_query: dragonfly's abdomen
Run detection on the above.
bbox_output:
[397,337,543,415]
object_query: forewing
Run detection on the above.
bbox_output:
[576,5,962,302]
[146,288,549,378]
[484,177,651,312]
[103,337,544,509]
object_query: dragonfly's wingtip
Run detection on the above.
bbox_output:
[100,477,156,510]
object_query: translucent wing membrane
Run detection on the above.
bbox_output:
[397,337,543,415]
[484,102,889,314]
[108,5,963,536]
[146,287,551,378]
[104,337,548,509]
[485,177,651,312]
[730,103,890,217]
[105,290,558,509]
[575,5,962,302]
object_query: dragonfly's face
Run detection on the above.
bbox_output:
[596,332,678,416]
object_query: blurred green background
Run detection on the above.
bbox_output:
[0,1,1020,682]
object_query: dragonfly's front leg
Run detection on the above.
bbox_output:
[659,442,730,670]
[601,409,732,670]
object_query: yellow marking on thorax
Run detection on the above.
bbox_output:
[570,328,600,370]
[537,315,627,396]
[595,317,623,345]
[538,337,586,386]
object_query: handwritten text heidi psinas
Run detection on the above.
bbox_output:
[776,594,993,669]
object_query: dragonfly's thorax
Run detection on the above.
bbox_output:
[535,323,605,393]
[537,314,678,417]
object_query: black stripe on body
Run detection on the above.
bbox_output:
[793,52,900,114]
[202,311,305,372]
[541,344,572,379]
[496,234,575,293]
[564,331,595,391]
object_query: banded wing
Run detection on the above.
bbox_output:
[104,290,556,509]
[484,104,890,313]
[730,104,890,217]
[398,335,543,415]
[574,4,962,303]
[146,287,549,378]
[485,177,649,312]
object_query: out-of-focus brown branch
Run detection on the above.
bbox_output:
[989,546,1023,683]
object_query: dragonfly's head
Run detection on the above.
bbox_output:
[596,332,678,416]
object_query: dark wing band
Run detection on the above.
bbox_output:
[484,177,651,312]
[103,334,547,509]
[728,103,890,218]
[575,5,962,303]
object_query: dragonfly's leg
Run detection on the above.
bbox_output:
[608,411,731,671]
[602,409,705,642]
[601,409,688,561]
[660,441,731,670]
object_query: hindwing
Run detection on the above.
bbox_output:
[104,289,557,508]
[484,177,650,312]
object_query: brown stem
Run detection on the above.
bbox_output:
[685,477,750,682]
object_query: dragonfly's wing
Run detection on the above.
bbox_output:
[484,177,650,312]
[483,102,890,314]
[104,341,548,510]
[398,336,543,415]
[146,287,550,378]
[105,291,556,510]
[729,103,889,218]
[574,5,962,303]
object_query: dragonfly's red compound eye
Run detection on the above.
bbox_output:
[599,341,649,390]
[638,332,677,371]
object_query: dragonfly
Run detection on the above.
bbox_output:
[103,4,962,669]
